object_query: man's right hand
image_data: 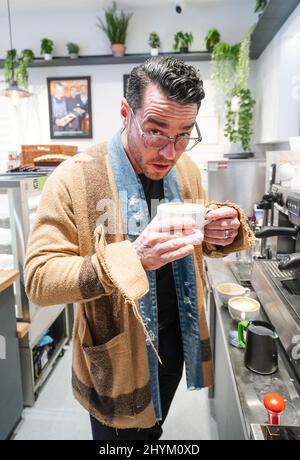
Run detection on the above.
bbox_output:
[132,216,203,270]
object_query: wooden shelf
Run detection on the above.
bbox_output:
[0,51,212,69]
[250,0,300,59]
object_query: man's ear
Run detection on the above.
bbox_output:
[120,97,130,129]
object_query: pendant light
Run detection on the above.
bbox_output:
[0,0,32,100]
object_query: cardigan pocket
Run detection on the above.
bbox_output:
[82,332,135,417]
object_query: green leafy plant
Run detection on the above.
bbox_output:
[211,28,255,152]
[254,0,268,13]
[15,49,35,87]
[40,37,54,55]
[173,32,194,52]
[66,42,80,54]
[4,48,34,88]
[225,88,256,152]
[96,1,133,45]
[148,32,160,49]
[205,29,221,52]
[236,28,252,91]
[4,49,17,84]
[211,41,240,94]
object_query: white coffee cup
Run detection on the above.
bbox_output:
[228,296,260,322]
[157,202,207,230]
[215,282,250,306]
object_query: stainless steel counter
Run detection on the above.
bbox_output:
[205,258,300,439]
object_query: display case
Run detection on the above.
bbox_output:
[0,174,71,406]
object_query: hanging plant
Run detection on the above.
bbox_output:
[4,48,34,88]
[210,27,256,152]
[4,49,17,84]
[236,28,252,90]
[211,42,240,95]
[224,87,256,152]
[15,49,34,88]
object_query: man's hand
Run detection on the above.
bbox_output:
[204,205,240,246]
[132,216,204,270]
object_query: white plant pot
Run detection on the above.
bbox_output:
[44,53,53,60]
[69,53,78,59]
[150,48,159,56]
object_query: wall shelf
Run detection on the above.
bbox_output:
[250,0,300,59]
[0,51,212,69]
[0,2,299,69]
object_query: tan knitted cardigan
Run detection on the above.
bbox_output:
[25,143,254,429]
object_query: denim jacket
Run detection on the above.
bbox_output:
[108,131,204,420]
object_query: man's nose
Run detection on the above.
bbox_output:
[159,141,176,160]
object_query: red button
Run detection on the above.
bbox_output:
[263,392,285,413]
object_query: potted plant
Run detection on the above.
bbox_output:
[66,42,80,59]
[205,29,221,52]
[96,1,133,57]
[41,37,54,60]
[148,32,160,56]
[173,32,193,53]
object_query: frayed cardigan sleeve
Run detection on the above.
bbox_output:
[24,170,149,307]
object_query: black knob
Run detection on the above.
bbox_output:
[278,253,300,270]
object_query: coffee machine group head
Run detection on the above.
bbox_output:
[255,185,300,261]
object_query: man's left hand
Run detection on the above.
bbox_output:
[204,205,240,246]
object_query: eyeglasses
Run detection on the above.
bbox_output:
[129,107,202,152]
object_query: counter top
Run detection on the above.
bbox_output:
[205,258,300,434]
[0,270,19,295]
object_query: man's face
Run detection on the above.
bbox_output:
[70,87,77,98]
[121,83,198,180]
[54,84,64,99]
[80,85,87,96]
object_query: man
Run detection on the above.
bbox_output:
[25,57,254,440]
[51,81,67,129]
[51,81,79,132]
[66,85,81,112]
[79,84,89,111]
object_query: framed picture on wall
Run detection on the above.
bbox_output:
[123,74,130,97]
[47,76,92,139]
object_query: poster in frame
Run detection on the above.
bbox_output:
[47,76,92,139]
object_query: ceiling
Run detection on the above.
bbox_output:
[0,0,253,15]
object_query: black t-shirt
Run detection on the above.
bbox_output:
[139,174,179,331]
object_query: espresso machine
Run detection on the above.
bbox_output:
[251,184,300,387]
[255,184,300,258]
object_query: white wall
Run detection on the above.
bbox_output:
[253,3,300,145]
[0,2,256,172]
